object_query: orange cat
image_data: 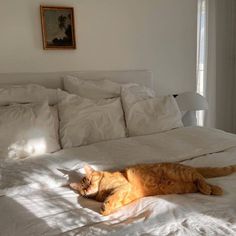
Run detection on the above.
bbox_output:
[70,163,236,215]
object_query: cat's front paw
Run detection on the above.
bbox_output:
[100,202,112,216]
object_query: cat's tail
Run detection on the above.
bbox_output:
[196,165,236,178]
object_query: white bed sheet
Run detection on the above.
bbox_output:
[0,127,236,236]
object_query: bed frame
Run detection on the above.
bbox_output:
[0,70,153,89]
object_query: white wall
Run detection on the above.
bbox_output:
[0,0,197,95]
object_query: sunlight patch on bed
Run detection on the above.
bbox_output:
[8,138,47,159]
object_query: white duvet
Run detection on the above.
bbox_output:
[0,127,236,236]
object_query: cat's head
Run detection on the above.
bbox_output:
[75,165,103,198]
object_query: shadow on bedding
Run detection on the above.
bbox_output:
[72,191,236,235]
[0,196,62,236]
[77,196,101,214]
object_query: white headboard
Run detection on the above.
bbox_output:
[0,70,153,89]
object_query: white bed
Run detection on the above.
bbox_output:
[0,71,236,236]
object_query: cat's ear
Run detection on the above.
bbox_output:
[84,165,95,176]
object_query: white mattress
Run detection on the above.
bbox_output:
[0,127,236,236]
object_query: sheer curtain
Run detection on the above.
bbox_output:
[204,0,216,129]
[196,0,208,126]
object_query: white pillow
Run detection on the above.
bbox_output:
[58,93,126,148]
[121,84,183,136]
[121,83,156,103]
[0,84,58,106]
[63,75,121,99]
[50,105,60,143]
[0,102,61,160]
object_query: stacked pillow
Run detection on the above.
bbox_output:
[57,91,126,148]
[0,84,61,161]
[0,77,183,160]
[121,84,183,136]
[60,76,126,148]
[63,75,121,99]
[0,84,58,105]
[63,76,183,138]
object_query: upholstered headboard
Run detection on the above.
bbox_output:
[0,70,153,89]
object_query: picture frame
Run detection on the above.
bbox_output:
[40,6,76,50]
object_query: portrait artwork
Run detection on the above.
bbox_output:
[40,6,76,49]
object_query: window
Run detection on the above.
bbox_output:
[196,0,208,126]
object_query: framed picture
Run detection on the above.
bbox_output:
[40,6,76,49]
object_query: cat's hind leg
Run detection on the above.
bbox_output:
[197,179,211,195]
[197,179,223,195]
[209,184,223,195]
[179,169,222,196]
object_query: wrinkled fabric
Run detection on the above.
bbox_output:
[0,84,58,105]
[1,126,236,194]
[0,102,60,160]
[58,93,126,148]
[0,127,236,235]
[63,75,121,99]
[121,84,183,136]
